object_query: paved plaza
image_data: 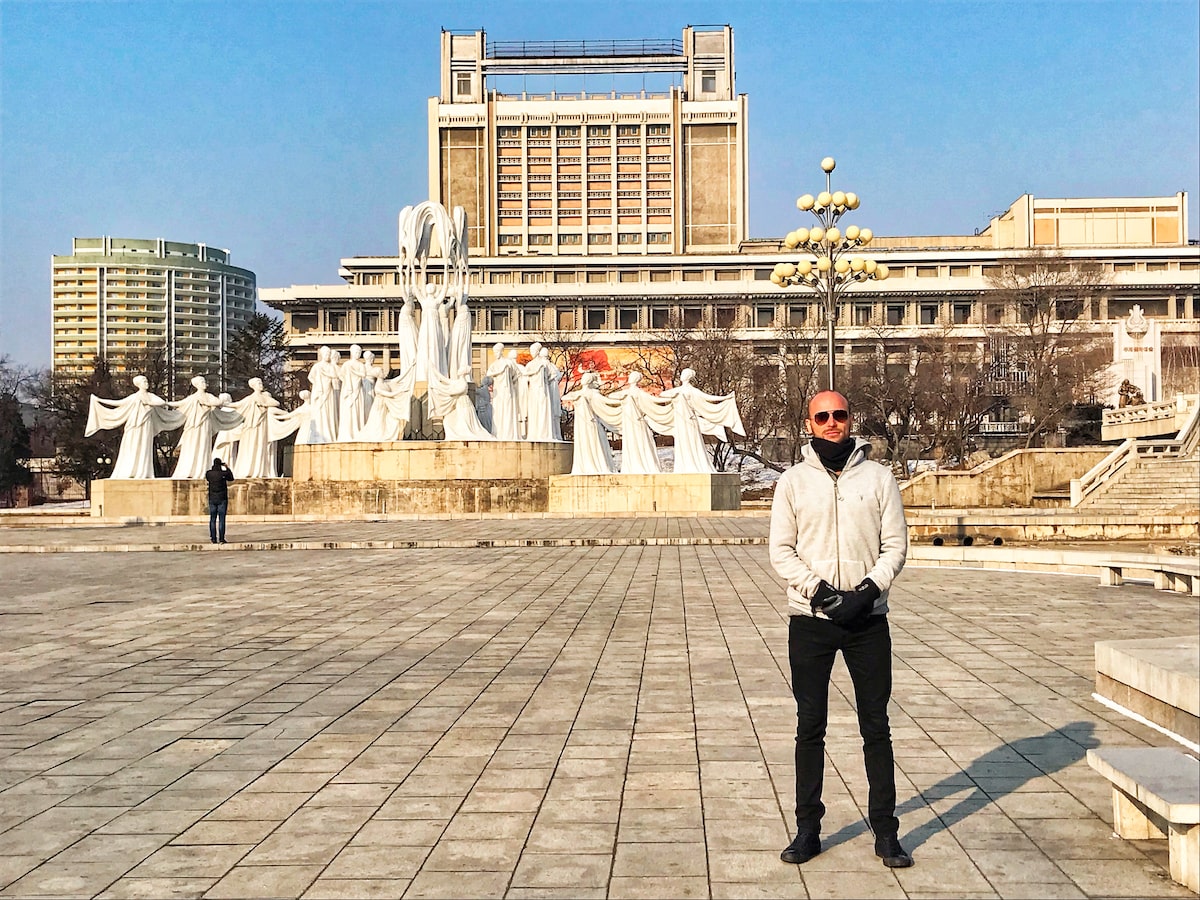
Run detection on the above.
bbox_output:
[0,518,1195,899]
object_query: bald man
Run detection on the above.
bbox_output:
[769,390,912,868]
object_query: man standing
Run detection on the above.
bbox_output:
[769,390,912,868]
[206,458,234,544]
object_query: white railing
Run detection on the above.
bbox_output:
[1102,394,1198,429]
[1071,439,1136,506]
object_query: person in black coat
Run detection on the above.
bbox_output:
[205,458,234,544]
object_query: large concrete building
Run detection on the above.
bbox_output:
[262,26,1199,405]
[429,27,747,256]
[51,237,257,381]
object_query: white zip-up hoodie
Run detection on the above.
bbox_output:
[769,438,908,618]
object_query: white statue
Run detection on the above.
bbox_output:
[360,366,417,442]
[485,342,522,440]
[474,374,495,435]
[307,345,340,443]
[521,342,560,442]
[231,378,281,478]
[397,294,419,374]
[416,285,449,383]
[541,347,565,441]
[171,376,243,479]
[660,368,746,474]
[611,371,671,475]
[561,372,621,475]
[448,294,473,384]
[362,350,385,419]
[429,367,496,441]
[85,375,184,479]
[336,344,369,442]
[270,390,315,446]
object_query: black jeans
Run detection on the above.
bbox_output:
[789,613,899,837]
[208,498,228,542]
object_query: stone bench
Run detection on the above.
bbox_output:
[1086,747,1200,892]
[1098,557,1200,596]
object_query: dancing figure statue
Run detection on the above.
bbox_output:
[429,367,496,441]
[474,374,495,435]
[561,372,622,475]
[307,346,340,443]
[85,375,184,479]
[397,294,419,374]
[231,378,281,478]
[171,376,243,479]
[271,390,317,446]
[398,201,468,385]
[336,344,369,442]
[360,366,418,442]
[521,342,560,442]
[485,342,521,440]
[447,294,473,384]
[660,368,746,474]
[362,350,385,418]
[610,371,672,474]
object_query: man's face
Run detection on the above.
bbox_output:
[807,393,852,442]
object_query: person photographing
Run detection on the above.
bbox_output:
[206,457,234,545]
[769,390,912,868]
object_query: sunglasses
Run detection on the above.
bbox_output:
[812,409,850,424]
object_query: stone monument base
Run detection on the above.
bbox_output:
[292,440,571,481]
[548,473,741,515]
[91,440,574,518]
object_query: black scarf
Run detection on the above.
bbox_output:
[810,436,856,473]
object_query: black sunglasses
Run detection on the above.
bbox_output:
[812,409,850,424]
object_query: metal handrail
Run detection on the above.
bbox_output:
[487,39,684,59]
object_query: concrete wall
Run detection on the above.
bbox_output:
[548,473,740,514]
[901,448,1112,508]
[292,441,571,481]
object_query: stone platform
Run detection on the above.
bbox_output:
[1095,635,1200,745]
[548,473,741,514]
[92,441,575,518]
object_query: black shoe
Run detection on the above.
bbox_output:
[781,831,821,864]
[211,539,217,544]
[219,539,228,544]
[874,834,913,868]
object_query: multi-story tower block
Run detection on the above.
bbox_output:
[429,26,748,257]
[51,237,256,383]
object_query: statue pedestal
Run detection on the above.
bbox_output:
[548,473,741,515]
[292,440,570,481]
[90,441,575,519]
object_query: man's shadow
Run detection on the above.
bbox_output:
[821,721,1098,853]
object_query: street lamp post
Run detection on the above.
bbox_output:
[771,157,889,391]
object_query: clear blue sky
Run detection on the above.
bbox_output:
[2,0,1197,370]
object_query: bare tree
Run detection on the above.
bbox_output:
[842,327,927,471]
[985,250,1112,447]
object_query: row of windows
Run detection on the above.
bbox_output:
[498,124,670,139]
[294,295,1190,338]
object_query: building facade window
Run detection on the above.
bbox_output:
[701,70,716,92]
[529,234,552,245]
[559,233,582,245]
[498,234,521,246]
[455,72,471,97]
[617,233,641,244]
[585,308,607,330]
[886,305,904,326]
[489,309,510,331]
[522,308,541,330]
[920,304,938,325]
[588,233,612,245]
[755,306,775,328]
[618,308,639,330]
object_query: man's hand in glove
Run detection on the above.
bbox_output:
[810,580,843,615]
[822,578,881,627]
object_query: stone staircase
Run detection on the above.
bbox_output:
[1078,451,1200,516]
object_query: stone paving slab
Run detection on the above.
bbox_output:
[0,520,1196,898]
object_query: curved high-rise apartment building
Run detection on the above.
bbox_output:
[51,236,257,382]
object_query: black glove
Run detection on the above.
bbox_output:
[810,580,842,615]
[822,578,881,627]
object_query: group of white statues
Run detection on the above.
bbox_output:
[85,200,744,481]
[85,375,310,480]
[563,367,744,476]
